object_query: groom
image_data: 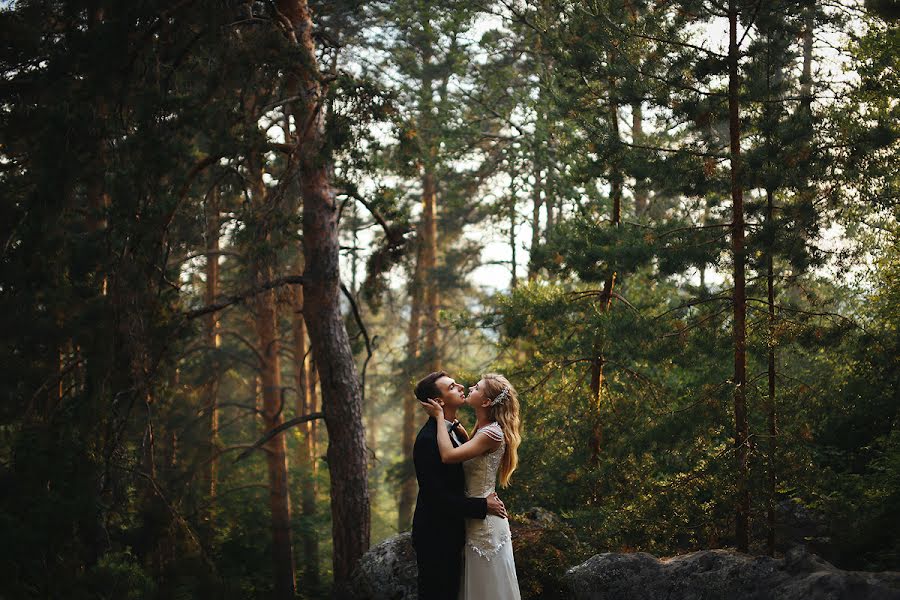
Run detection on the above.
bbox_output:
[411,370,507,599]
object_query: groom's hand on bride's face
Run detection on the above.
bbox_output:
[486,492,507,519]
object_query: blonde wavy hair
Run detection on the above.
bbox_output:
[482,373,521,488]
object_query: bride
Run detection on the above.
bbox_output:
[423,373,522,600]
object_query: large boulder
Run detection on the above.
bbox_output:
[339,508,581,600]
[564,545,900,600]
[338,531,418,600]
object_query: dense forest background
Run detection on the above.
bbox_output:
[1,0,897,598]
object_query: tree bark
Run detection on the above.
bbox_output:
[280,0,371,580]
[251,165,296,599]
[398,240,424,531]
[252,249,297,600]
[245,115,296,597]
[400,28,442,530]
[420,168,440,374]
[301,166,370,582]
[203,187,221,516]
[728,0,750,553]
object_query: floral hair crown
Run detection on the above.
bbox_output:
[489,386,510,407]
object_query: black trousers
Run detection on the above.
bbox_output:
[414,542,463,600]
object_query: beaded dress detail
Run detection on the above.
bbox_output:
[462,422,510,559]
[460,421,520,599]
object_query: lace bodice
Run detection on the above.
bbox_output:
[463,422,504,497]
[463,422,510,560]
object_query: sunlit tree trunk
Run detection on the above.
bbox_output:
[421,172,439,374]
[244,133,296,596]
[420,76,441,375]
[278,0,371,579]
[300,164,370,581]
[252,246,296,599]
[398,240,424,531]
[399,22,443,533]
[203,188,221,511]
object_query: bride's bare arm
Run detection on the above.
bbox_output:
[422,400,502,463]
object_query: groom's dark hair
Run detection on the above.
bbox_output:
[414,370,449,403]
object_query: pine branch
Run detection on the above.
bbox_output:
[167,249,242,267]
[234,412,325,463]
[335,188,407,246]
[218,329,266,367]
[341,283,374,403]
[653,295,732,319]
[184,275,304,319]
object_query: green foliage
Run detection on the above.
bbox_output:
[1,0,898,597]
[80,551,157,600]
[512,516,593,599]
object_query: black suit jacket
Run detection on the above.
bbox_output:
[411,418,487,554]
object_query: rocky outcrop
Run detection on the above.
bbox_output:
[337,531,418,600]
[337,508,900,600]
[564,545,900,600]
[338,508,582,600]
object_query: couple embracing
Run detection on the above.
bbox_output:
[411,370,522,599]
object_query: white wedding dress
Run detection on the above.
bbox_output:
[460,422,521,600]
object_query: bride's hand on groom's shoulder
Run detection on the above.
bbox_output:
[421,398,444,420]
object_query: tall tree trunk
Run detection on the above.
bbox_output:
[421,170,440,374]
[398,240,425,531]
[282,0,371,580]
[290,254,320,588]
[728,0,750,553]
[253,263,297,599]
[203,188,221,511]
[245,135,296,597]
[275,18,322,587]
[398,23,439,519]
[308,352,320,481]
[300,163,370,582]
